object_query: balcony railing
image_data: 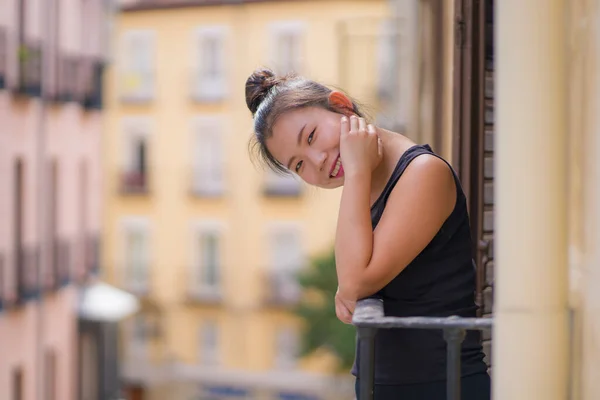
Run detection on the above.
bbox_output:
[120,170,149,194]
[187,284,222,304]
[17,40,42,97]
[263,172,303,197]
[17,246,40,303]
[86,235,100,276]
[48,238,71,290]
[83,59,104,110]
[190,167,224,197]
[124,265,150,296]
[264,270,301,306]
[0,27,7,89]
[0,253,4,310]
[55,53,83,103]
[120,70,154,103]
[353,298,493,400]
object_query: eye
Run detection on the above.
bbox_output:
[307,128,315,144]
[295,160,303,173]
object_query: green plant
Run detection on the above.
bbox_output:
[294,250,356,371]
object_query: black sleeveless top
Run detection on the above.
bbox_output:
[351,144,488,384]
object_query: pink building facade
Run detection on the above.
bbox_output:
[0,0,108,399]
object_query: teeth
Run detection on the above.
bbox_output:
[330,157,341,177]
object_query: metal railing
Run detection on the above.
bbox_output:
[353,298,493,400]
[17,39,42,96]
[0,26,6,89]
[120,170,150,194]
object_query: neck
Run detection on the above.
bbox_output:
[369,128,416,205]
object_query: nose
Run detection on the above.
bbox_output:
[308,150,327,172]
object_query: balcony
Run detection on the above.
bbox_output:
[263,172,303,198]
[0,27,7,89]
[119,170,149,195]
[353,299,493,400]
[74,234,100,284]
[17,246,40,303]
[120,70,154,103]
[0,253,4,310]
[86,235,100,276]
[191,73,227,103]
[17,40,42,97]
[123,261,150,296]
[190,167,224,197]
[263,270,301,307]
[187,284,222,305]
[82,59,104,110]
[47,238,71,290]
[55,54,83,103]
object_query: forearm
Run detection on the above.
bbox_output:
[335,172,374,299]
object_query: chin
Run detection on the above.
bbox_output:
[316,180,344,190]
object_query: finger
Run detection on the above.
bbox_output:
[335,301,343,321]
[340,116,349,136]
[358,118,367,133]
[341,307,352,324]
[350,115,359,133]
[367,124,376,136]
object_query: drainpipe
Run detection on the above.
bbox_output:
[495,1,569,399]
[35,1,50,399]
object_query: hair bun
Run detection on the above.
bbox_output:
[245,68,280,115]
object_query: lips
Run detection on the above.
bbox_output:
[329,155,344,179]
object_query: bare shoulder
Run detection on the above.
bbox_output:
[385,153,456,219]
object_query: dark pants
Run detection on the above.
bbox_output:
[355,372,491,400]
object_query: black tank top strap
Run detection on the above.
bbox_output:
[371,144,463,229]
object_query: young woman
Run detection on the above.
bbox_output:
[246,68,490,400]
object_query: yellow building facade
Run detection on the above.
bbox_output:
[103,1,391,399]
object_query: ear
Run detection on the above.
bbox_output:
[328,91,355,115]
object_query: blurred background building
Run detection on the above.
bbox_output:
[103,1,394,399]
[2,0,600,399]
[0,0,122,399]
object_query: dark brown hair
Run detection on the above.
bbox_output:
[245,68,365,175]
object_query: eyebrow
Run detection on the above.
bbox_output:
[286,124,306,170]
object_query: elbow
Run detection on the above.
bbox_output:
[339,271,376,300]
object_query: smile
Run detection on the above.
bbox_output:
[330,155,343,178]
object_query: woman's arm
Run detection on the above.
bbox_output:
[335,154,456,301]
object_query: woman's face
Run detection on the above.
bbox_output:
[266,106,347,189]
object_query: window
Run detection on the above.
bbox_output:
[199,320,219,366]
[275,326,299,370]
[127,315,149,361]
[121,117,152,193]
[13,159,24,262]
[120,30,155,101]
[12,367,23,400]
[44,350,57,400]
[267,223,303,304]
[79,332,99,400]
[190,222,223,300]
[200,233,219,288]
[121,218,150,294]
[192,26,227,101]
[191,117,224,196]
[377,19,398,103]
[270,22,304,75]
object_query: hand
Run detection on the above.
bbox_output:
[339,115,383,177]
[335,287,356,324]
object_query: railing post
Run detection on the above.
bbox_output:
[443,326,466,400]
[358,326,377,400]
